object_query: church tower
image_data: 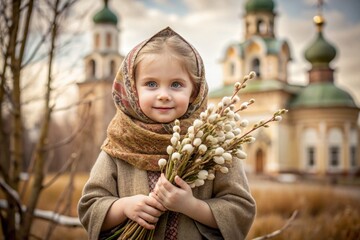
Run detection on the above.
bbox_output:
[210,0,296,174]
[244,0,276,39]
[290,2,359,175]
[84,0,122,81]
[217,0,291,87]
[77,0,124,171]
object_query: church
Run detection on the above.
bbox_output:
[77,0,359,175]
[209,0,359,175]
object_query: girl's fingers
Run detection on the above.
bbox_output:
[147,193,167,212]
[139,211,159,224]
[136,216,156,230]
[158,175,174,192]
[174,175,189,190]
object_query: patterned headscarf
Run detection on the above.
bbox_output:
[112,27,207,127]
[101,27,208,170]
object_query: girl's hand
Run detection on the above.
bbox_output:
[152,174,218,229]
[123,194,166,230]
[152,173,195,214]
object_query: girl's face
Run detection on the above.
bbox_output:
[135,53,194,123]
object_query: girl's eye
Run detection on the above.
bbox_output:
[171,82,182,88]
[146,81,157,88]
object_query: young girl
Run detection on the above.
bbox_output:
[78,27,256,240]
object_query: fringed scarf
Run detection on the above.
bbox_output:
[101,27,208,171]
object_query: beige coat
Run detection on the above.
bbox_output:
[78,151,256,240]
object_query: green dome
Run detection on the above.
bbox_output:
[245,0,275,13]
[290,82,356,108]
[304,32,336,67]
[93,1,118,25]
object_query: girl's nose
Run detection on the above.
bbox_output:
[157,91,171,101]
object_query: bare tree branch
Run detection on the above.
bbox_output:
[42,153,77,189]
[252,210,298,240]
[18,0,34,65]
[0,178,23,220]
[21,23,52,68]
[23,0,61,237]
[43,100,91,151]
[44,156,79,239]
[19,99,90,199]
[0,200,81,227]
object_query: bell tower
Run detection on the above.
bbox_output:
[84,0,122,81]
[244,0,276,39]
[77,0,124,171]
[220,0,291,86]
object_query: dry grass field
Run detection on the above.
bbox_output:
[247,175,360,240]
[2,174,360,239]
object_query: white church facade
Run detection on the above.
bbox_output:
[209,0,360,176]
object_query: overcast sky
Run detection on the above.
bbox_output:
[73,0,360,105]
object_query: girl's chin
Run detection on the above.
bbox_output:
[149,116,177,123]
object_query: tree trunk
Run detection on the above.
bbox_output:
[7,1,22,239]
[22,0,59,238]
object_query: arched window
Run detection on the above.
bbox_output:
[257,19,266,34]
[303,128,318,169]
[255,149,264,174]
[229,62,235,76]
[110,60,116,77]
[246,21,250,34]
[106,33,112,48]
[89,59,96,78]
[328,128,343,170]
[350,130,358,168]
[307,147,316,167]
[269,20,273,34]
[251,58,260,77]
[94,33,100,49]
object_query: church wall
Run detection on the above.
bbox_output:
[213,90,292,173]
[84,53,123,80]
[77,81,115,171]
[243,50,283,81]
[266,124,279,172]
[84,53,105,79]
[244,43,262,76]
[244,15,258,38]
[221,49,243,85]
[244,127,272,173]
[265,55,279,80]
[239,90,289,114]
[278,52,287,82]
[277,116,294,172]
[290,107,359,175]
[211,88,358,175]
[279,116,298,172]
[243,119,291,174]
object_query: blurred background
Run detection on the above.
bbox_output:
[0,0,359,239]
